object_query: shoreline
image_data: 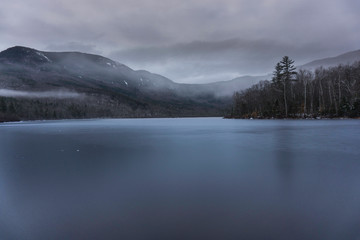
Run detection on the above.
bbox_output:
[0,116,224,124]
[224,116,360,120]
[2,116,359,124]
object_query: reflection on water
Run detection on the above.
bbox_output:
[274,124,294,191]
[0,118,360,240]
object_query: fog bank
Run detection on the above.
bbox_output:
[0,89,82,98]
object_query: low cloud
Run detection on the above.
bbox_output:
[0,89,83,99]
[1,0,359,83]
[109,38,339,83]
[45,42,101,55]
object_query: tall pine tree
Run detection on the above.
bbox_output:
[272,56,297,117]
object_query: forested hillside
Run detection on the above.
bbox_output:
[229,60,360,118]
[0,46,230,122]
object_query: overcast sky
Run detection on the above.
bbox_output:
[1,0,359,83]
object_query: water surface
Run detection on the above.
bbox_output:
[0,118,360,239]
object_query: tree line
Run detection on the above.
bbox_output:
[0,92,225,122]
[229,57,360,118]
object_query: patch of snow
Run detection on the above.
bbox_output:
[106,62,116,68]
[36,52,52,62]
[124,81,128,86]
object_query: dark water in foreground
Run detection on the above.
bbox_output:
[0,118,360,240]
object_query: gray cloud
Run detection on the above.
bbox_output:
[45,42,101,55]
[109,38,341,83]
[0,0,359,83]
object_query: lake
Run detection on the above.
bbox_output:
[0,118,360,240]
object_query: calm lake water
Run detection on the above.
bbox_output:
[0,118,360,240]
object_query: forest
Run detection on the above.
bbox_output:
[0,92,225,122]
[229,58,360,118]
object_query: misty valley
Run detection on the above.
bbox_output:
[1,46,359,122]
[0,46,231,122]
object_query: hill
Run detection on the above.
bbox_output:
[0,46,230,121]
[300,49,360,70]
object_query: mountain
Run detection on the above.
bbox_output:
[206,75,270,96]
[300,49,360,70]
[0,46,232,121]
[220,50,360,93]
[2,46,359,122]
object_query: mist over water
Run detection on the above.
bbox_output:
[0,89,82,98]
[0,118,360,240]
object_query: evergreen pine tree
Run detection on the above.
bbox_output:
[272,56,297,117]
